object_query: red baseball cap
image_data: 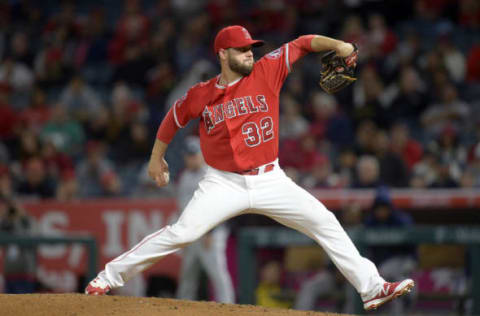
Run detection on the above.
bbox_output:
[214,25,264,53]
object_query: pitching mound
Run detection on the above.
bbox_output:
[0,294,354,316]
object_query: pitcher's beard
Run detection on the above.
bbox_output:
[228,58,253,76]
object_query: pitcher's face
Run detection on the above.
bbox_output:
[226,45,254,76]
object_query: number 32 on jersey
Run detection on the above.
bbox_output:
[242,117,274,147]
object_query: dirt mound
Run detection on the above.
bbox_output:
[0,294,354,316]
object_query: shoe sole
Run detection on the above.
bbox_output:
[364,280,415,311]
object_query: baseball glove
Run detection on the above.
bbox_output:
[319,44,358,94]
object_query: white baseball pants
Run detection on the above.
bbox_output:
[99,160,384,301]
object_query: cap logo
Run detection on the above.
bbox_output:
[241,27,251,40]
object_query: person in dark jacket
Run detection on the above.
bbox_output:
[364,187,417,315]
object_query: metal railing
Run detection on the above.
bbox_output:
[0,233,98,289]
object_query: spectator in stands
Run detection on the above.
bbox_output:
[16,157,56,199]
[0,144,8,166]
[429,161,459,188]
[340,15,368,62]
[301,154,338,189]
[108,0,150,65]
[78,7,110,66]
[352,66,388,127]
[280,132,321,173]
[335,146,357,188]
[41,139,74,181]
[15,130,41,164]
[59,74,103,122]
[466,142,480,187]
[458,0,480,29]
[367,13,397,58]
[55,169,78,201]
[364,187,417,314]
[386,67,428,126]
[283,73,306,106]
[43,0,81,41]
[0,55,34,96]
[438,35,466,84]
[308,92,353,146]
[174,14,211,74]
[84,105,110,141]
[353,155,381,188]
[75,140,120,197]
[109,0,152,86]
[466,44,480,82]
[0,192,36,293]
[279,93,309,140]
[113,120,151,165]
[421,83,471,139]
[372,130,409,188]
[18,88,51,134]
[421,50,448,102]
[34,31,74,89]
[459,169,476,188]
[434,126,467,183]
[410,149,440,188]
[0,83,19,143]
[387,30,422,74]
[107,81,145,144]
[390,122,423,171]
[0,165,12,197]
[353,120,377,156]
[40,103,86,157]
[111,120,151,194]
[9,31,34,68]
[256,261,293,309]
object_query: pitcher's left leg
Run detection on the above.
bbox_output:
[251,171,383,300]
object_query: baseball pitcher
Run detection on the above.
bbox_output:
[86,25,414,311]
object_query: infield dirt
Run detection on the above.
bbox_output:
[0,294,355,316]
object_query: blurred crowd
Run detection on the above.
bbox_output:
[0,0,480,201]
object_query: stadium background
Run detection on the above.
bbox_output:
[0,0,479,315]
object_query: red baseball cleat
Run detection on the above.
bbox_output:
[85,277,111,295]
[363,279,415,311]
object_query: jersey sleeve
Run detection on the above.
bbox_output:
[156,88,201,143]
[256,35,315,94]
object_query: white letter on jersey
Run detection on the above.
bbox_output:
[213,104,225,125]
[256,95,268,112]
[223,100,237,119]
[203,106,215,133]
[245,96,259,113]
[234,97,248,115]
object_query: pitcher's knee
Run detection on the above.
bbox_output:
[167,222,204,245]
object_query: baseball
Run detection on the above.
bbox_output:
[163,171,170,183]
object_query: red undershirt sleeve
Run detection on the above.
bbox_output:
[287,35,316,65]
[156,107,179,144]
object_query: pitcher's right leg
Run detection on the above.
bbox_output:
[86,169,249,294]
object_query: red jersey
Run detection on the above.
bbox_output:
[157,36,315,172]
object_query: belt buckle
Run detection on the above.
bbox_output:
[240,163,275,175]
[249,168,260,176]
